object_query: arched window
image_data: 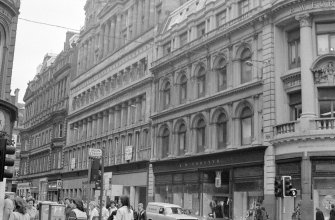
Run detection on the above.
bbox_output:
[196,118,206,153]
[162,81,171,109]
[177,123,186,156]
[240,49,252,84]
[161,127,170,158]
[216,58,227,91]
[197,66,206,98]
[179,74,187,104]
[241,107,253,145]
[217,113,228,149]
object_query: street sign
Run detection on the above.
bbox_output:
[56,180,63,189]
[89,148,102,158]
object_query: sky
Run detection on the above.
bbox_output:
[11,0,87,103]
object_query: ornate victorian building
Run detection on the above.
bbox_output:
[65,0,185,206]
[150,0,335,220]
[19,32,78,201]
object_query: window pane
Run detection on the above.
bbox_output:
[319,101,332,118]
[331,35,335,52]
[242,117,252,145]
[317,35,329,55]
[317,23,335,33]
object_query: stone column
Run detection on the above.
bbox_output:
[104,21,110,57]
[128,100,134,125]
[132,2,138,38]
[108,108,114,132]
[144,0,150,30]
[115,14,122,49]
[92,114,97,137]
[115,105,121,129]
[78,120,83,140]
[300,156,313,220]
[296,14,316,119]
[109,17,116,53]
[97,112,103,136]
[83,119,87,139]
[149,0,155,27]
[135,97,142,122]
[99,25,105,59]
[127,8,133,40]
[69,124,74,144]
[121,102,128,128]
[87,117,92,138]
[103,110,109,134]
[141,96,146,121]
[137,0,143,35]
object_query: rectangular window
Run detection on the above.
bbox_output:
[318,88,335,118]
[179,32,188,47]
[241,117,252,145]
[59,123,63,138]
[163,42,171,55]
[316,23,335,55]
[287,29,301,69]
[289,92,302,121]
[197,22,206,38]
[238,0,249,15]
[216,10,226,27]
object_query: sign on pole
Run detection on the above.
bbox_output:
[89,148,102,158]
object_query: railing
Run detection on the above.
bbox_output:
[274,121,296,135]
[315,118,335,130]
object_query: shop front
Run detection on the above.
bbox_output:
[152,146,266,220]
[17,182,31,197]
[47,181,59,202]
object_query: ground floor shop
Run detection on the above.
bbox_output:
[152,146,266,220]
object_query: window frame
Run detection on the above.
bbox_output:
[217,113,228,149]
[240,49,252,84]
[162,81,171,109]
[179,74,187,104]
[316,23,335,55]
[240,107,253,145]
[161,127,170,158]
[177,123,187,156]
[197,66,206,98]
[196,119,206,153]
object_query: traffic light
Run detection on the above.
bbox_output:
[274,177,283,197]
[283,176,297,197]
[0,138,16,181]
[90,158,102,189]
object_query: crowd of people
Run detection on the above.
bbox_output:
[3,194,147,220]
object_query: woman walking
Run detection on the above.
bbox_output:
[115,195,134,220]
[9,197,30,220]
[26,198,38,220]
[68,198,88,220]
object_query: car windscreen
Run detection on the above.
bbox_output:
[165,207,183,215]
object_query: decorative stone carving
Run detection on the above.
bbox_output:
[312,61,335,84]
[295,13,312,27]
[281,72,301,91]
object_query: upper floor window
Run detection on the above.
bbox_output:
[316,23,335,55]
[287,29,301,69]
[318,87,335,118]
[289,91,302,121]
[162,81,171,109]
[177,123,186,156]
[240,49,252,84]
[161,127,170,158]
[217,113,228,149]
[197,22,206,38]
[179,74,187,104]
[197,66,206,98]
[215,58,227,91]
[58,123,63,138]
[180,32,188,47]
[241,107,253,145]
[163,42,171,55]
[196,118,206,153]
[238,0,249,15]
[216,10,226,27]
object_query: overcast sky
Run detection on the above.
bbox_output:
[11,0,86,103]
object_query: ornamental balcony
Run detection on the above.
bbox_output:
[273,118,335,143]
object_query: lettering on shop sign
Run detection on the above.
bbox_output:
[290,0,335,14]
[179,159,222,168]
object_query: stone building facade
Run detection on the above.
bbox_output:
[64,0,185,206]
[150,0,335,220]
[19,32,78,201]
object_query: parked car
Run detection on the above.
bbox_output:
[146,202,198,220]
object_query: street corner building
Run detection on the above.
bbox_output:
[16,0,335,220]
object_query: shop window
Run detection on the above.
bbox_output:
[216,10,226,27]
[316,23,335,55]
[161,127,170,158]
[240,107,253,145]
[318,87,335,118]
[179,74,187,104]
[177,123,186,156]
[287,29,301,69]
[238,0,249,16]
[197,22,206,38]
[196,119,206,153]
[197,66,206,98]
[217,113,228,149]
[289,91,302,121]
[215,58,227,91]
[240,48,252,84]
[162,81,171,109]
[179,32,188,47]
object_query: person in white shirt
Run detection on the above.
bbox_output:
[115,196,134,220]
[101,201,110,220]
[89,201,99,220]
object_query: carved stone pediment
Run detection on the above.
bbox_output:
[312,61,335,84]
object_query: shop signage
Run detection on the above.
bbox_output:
[48,182,58,190]
[125,146,133,161]
[56,180,63,189]
[290,0,335,14]
[89,148,102,158]
[17,182,31,188]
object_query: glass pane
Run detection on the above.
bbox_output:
[242,117,252,145]
[241,62,252,83]
[317,35,329,55]
[319,101,331,118]
[331,35,335,52]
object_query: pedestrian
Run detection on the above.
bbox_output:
[316,208,324,220]
[68,198,87,220]
[254,203,267,220]
[89,201,99,220]
[9,197,30,220]
[330,204,335,220]
[137,203,147,220]
[3,195,14,220]
[65,198,73,220]
[107,201,118,216]
[115,195,134,220]
[101,201,110,220]
[26,198,38,220]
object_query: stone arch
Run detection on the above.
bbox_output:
[173,118,187,133]
[213,53,228,68]
[234,100,254,118]
[191,113,206,129]
[211,107,229,124]
[235,43,253,60]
